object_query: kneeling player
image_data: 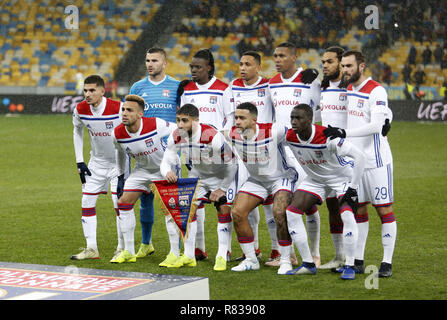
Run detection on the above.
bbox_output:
[285,104,366,279]
[112,94,175,263]
[160,104,238,270]
[229,103,306,274]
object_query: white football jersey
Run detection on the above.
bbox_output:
[269,68,321,127]
[113,117,174,174]
[346,77,392,168]
[73,97,122,164]
[320,80,348,129]
[231,76,273,123]
[229,123,297,184]
[285,124,360,183]
[161,123,237,190]
[180,76,235,131]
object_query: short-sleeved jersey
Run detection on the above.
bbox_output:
[164,124,235,181]
[285,124,355,182]
[73,97,122,163]
[346,77,392,168]
[269,68,321,126]
[320,80,348,128]
[229,123,297,184]
[180,77,235,131]
[129,75,180,123]
[231,77,273,123]
[113,117,174,173]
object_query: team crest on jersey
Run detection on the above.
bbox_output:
[209,96,217,104]
[293,89,302,97]
[105,121,114,129]
[258,89,266,97]
[314,150,323,158]
[162,90,170,97]
[145,138,154,147]
[357,99,364,108]
[339,93,347,101]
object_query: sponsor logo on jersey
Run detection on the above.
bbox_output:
[298,157,327,166]
[349,110,365,117]
[89,131,111,137]
[199,106,217,112]
[376,100,386,106]
[321,104,347,111]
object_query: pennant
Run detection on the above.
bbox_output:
[152,178,200,240]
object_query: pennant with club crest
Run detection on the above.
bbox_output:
[152,178,200,240]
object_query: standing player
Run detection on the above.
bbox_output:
[318,46,348,269]
[179,49,235,260]
[324,50,396,277]
[128,47,180,259]
[229,103,301,274]
[112,94,175,263]
[285,104,366,279]
[269,42,322,266]
[230,51,279,263]
[71,75,126,261]
[160,104,238,270]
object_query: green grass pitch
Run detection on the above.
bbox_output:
[1,114,446,300]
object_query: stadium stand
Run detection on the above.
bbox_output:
[0,0,162,93]
[0,0,445,98]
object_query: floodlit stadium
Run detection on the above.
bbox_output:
[1,0,446,304]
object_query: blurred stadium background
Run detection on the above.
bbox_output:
[1,0,447,109]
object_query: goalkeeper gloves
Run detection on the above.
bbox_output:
[339,187,358,213]
[301,68,319,84]
[77,162,91,184]
[323,125,346,140]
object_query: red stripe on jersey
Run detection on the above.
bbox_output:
[102,98,121,115]
[310,125,329,145]
[259,77,270,85]
[286,128,300,143]
[208,78,229,91]
[269,73,282,84]
[229,126,242,141]
[232,78,245,87]
[76,100,93,116]
[140,117,157,135]
[269,72,303,84]
[347,79,382,93]
[229,123,272,142]
[114,123,131,139]
[256,123,272,141]
[359,79,381,94]
[199,124,218,144]
[184,81,199,91]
